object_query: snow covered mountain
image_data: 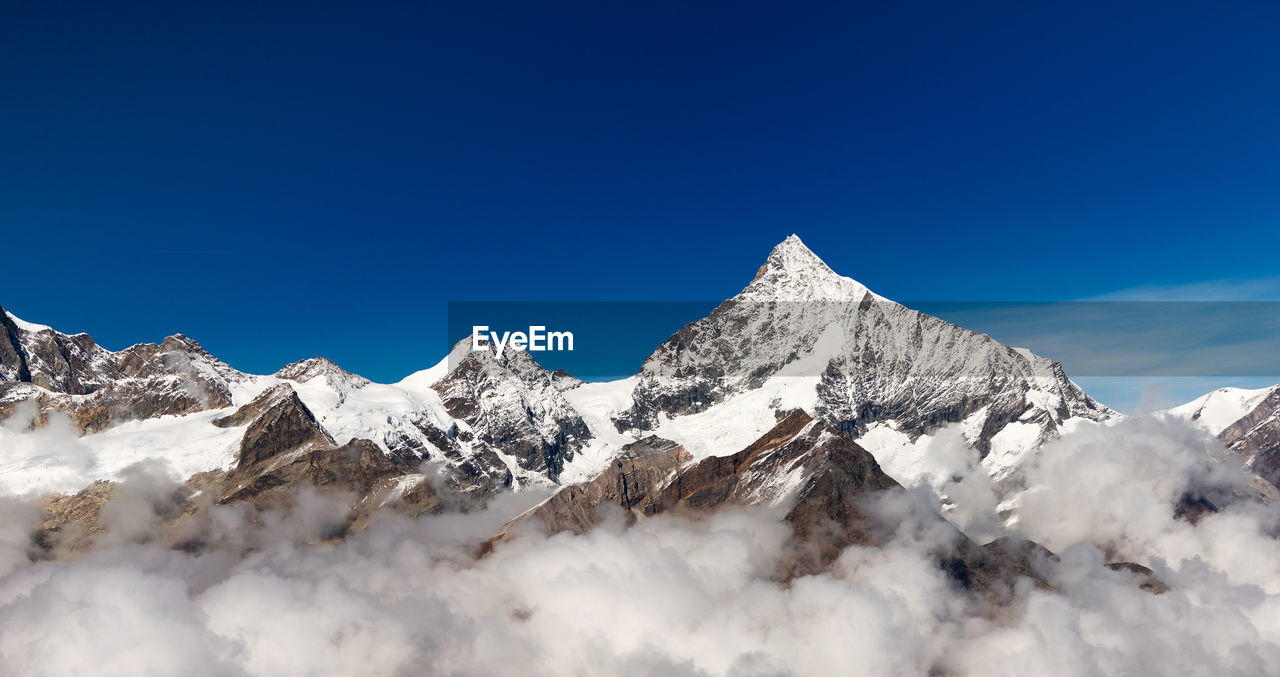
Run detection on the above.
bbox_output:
[615,235,1114,480]
[0,308,242,434]
[432,339,592,481]
[1169,384,1280,487]
[0,307,567,503]
[1,235,1118,541]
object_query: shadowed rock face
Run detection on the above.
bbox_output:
[35,436,442,556]
[499,436,692,538]
[1,308,112,394]
[0,307,240,433]
[432,344,591,481]
[649,410,909,578]
[213,383,291,429]
[1218,388,1280,488]
[387,414,514,496]
[214,389,435,515]
[652,410,897,515]
[0,311,36,385]
[219,437,415,508]
[1107,561,1170,594]
[36,409,444,554]
[232,385,334,469]
[307,439,401,495]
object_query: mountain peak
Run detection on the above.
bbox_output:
[2,307,53,334]
[276,356,370,387]
[161,334,206,353]
[762,234,829,273]
[742,235,874,301]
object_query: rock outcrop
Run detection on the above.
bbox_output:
[275,357,371,405]
[500,436,691,537]
[231,384,334,469]
[1,307,241,433]
[432,341,592,480]
[1218,387,1280,487]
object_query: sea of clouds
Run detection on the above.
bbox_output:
[1,415,1279,676]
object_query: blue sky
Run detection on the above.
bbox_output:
[3,1,1279,406]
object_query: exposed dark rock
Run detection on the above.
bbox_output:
[219,436,416,514]
[1107,561,1170,594]
[1219,388,1280,488]
[432,344,591,480]
[35,480,117,554]
[649,410,921,580]
[499,436,691,538]
[388,414,514,497]
[213,383,293,428]
[0,308,33,384]
[308,438,402,496]
[234,385,334,470]
[0,307,240,433]
[275,357,370,405]
[962,537,1057,601]
[1174,490,1219,524]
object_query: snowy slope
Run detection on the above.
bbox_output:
[4,310,52,333]
[1165,384,1280,487]
[1166,385,1278,435]
[0,407,243,496]
[559,377,639,483]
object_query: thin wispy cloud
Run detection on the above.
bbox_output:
[1088,277,1280,302]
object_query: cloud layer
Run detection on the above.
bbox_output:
[0,416,1278,676]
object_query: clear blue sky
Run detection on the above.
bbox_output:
[3,1,1279,389]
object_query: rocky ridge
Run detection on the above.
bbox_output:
[1,307,240,433]
[431,340,592,481]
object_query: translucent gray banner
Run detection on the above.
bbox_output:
[447,301,1280,380]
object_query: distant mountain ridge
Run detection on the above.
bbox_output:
[0,305,583,506]
[1,308,240,433]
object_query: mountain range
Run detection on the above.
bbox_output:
[2,235,1271,593]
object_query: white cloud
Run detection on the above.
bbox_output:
[0,417,1279,675]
